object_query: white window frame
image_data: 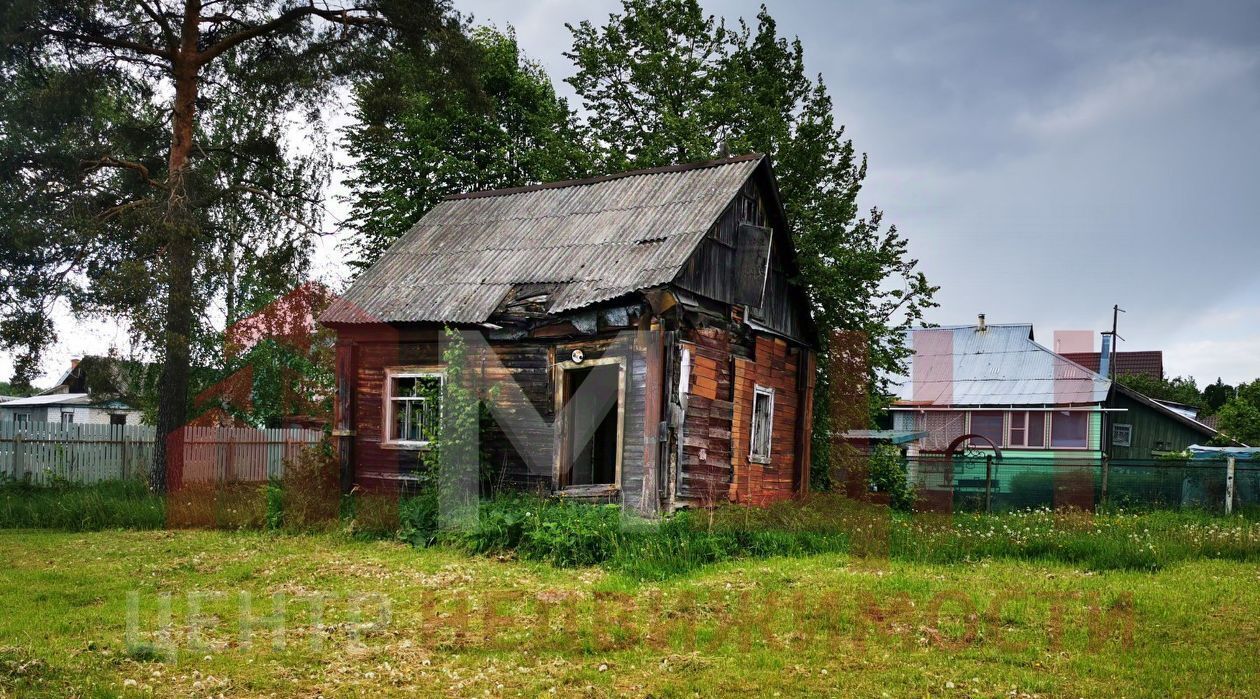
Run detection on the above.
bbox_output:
[1112,423,1133,448]
[60,410,75,426]
[12,412,30,426]
[383,368,444,449]
[1007,411,1048,449]
[749,384,775,464]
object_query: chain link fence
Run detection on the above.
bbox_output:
[902,456,1259,514]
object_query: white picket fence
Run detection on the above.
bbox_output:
[0,423,323,486]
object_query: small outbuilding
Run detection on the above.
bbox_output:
[320,155,818,514]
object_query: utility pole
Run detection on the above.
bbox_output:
[1106,304,1125,381]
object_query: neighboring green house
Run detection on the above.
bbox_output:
[1106,383,1219,459]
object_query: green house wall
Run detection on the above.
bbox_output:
[1107,391,1213,459]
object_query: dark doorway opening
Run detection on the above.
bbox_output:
[561,363,620,487]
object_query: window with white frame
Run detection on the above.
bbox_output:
[1112,423,1132,448]
[385,369,443,446]
[1008,411,1046,448]
[60,410,74,426]
[750,385,774,463]
[13,413,29,425]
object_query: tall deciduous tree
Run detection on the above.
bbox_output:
[566,0,937,486]
[0,0,469,491]
[344,26,591,268]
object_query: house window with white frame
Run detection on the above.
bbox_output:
[750,385,775,463]
[1112,423,1132,448]
[13,413,29,426]
[1008,411,1046,448]
[385,369,443,447]
[60,410,74,426]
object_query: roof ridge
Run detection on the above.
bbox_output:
[443,153,764,201]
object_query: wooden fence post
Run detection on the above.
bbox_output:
[1225,456,1236,515]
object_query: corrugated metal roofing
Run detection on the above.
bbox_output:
[322,155,764,324]
[893,324,1111,406]
[0,393,91,407]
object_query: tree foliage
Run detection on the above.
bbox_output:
[344,26,591,268]
[566,0,937,487]
[1117,374,1207,413]
[0,0,471,489]
[1215,396,1260,447]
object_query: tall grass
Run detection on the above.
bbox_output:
[3,479,1259,577]
[0,479,164,531]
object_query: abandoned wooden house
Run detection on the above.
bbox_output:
[319,154,818,514]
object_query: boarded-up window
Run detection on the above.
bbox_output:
[386,370,443,446]
[733,224,771,307]
[750,385,774,463]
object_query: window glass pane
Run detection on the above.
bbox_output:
[1050,411,1088,448]
[751,387,773,461]
[389,374,442,442]
[1008,411,1025,446]
[970,411,1003,448]
[1027,412,1045,447]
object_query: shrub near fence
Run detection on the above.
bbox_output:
[0,423,323,486]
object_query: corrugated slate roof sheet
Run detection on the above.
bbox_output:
[893,324,1111,406]
[323,155,764,324]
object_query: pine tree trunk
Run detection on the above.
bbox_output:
[150,0,202,493]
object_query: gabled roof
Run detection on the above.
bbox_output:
[322,155,767,324]
[893,324,1111,407]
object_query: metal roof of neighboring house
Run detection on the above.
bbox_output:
[322,155,766,324]
[1061,350,1163,380]
[892,323,1111,407]
[0,393,92,407]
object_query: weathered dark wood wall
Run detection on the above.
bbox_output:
[335,324,654,510]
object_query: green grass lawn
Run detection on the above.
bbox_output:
[1,528,1258,697]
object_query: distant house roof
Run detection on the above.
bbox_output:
[322,155,767,325]
[0,393,92,408]
[893,324,1112,407]
[1060,350,1163,380]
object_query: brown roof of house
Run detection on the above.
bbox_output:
[1061,351,1163,380]
[322,155,766,325]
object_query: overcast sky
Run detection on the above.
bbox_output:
[6,0,1259,388]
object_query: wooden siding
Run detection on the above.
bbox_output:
[729,335,804,505]
[676,329,805,507]
[337,325,655,510]
[1108,391,1213,459]
[673,178,809,343]
[678,328,736,501]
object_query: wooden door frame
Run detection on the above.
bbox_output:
[552,355,627,493]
